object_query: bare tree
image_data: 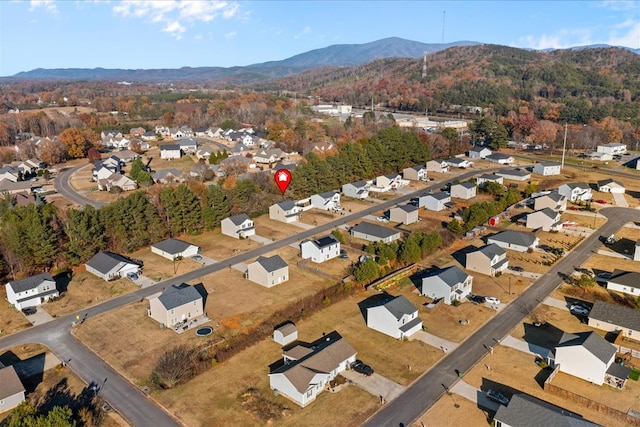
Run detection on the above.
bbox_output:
[152,344,200,389]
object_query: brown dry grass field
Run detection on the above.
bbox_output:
[250,216,305,241]
[183,229,262,261]
[130,246,203,280]
[0,292,32,335]
[45,270,139,317]
[0,343,48,362]
[415,390,492,427]
[461,345,639,427]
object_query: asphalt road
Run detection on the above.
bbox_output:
[1,168,488,426]
[363,206,640,427]
[54,163,107,209]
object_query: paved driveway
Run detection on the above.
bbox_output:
[134,274,157,289]
[612,192,628,207]
[249,234,273,245]
[500,335,551,358]
[24,307,55,325]
[410,331,458,352]
[341,369,406,402]
[450,380,501,412]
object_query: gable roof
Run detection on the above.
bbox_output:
[472,243,506,259]
[160,144,180,151]
[157,284,203,310]
[317,190,338,199]
[561,182,590,190]
[537,160,561,167]
[347,180,369,189]
[537,191,564,202]
[608,269,640,290]
[394,204,419,213]
[426,265,470,288]
[0,366,25,400]
[152,169,182,180]
[255,255,288,272]
[469,145,490,153]
[497,168,530,177]
[151,238,195,255]
[597,178,624,188]
[447,157,467,165]
[531,208,559,220]
[424,191,450,201]
[276,200,297,211]
[408,164,426,171]
[454,182,476,190]
[556,331,615,364]
[478,173,502,181]
[226,213,251,226]
[589,300,640,331]
[306,235,339,249]
[377,295,417,319]
[7,272,54,293]
[486,153,512,160]
[495,394,601,427]
[351,222,399,239]
[489,230,537,247]
[86,251,140,274]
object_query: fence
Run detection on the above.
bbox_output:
[368,263,420,290]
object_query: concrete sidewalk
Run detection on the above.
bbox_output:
[232,262,248,273]
[596,249,630,259]
[410,331,458,353]
[341,369,406,402]
[542,296,569,311]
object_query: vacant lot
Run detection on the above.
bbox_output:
[416,389,492,427]
[183,229,262,261]
[251,216,304,241]
[0,292,31,335]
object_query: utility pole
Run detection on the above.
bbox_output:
[561,123,568,170]
[442,11,446,44]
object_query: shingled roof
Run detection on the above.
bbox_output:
[151,238,196,255]
[7,272,54,293]
[556,331,615,364]
[157,284,204,310]
[589,300,640,332]
[255,255,288,273]
[495,394,601,427]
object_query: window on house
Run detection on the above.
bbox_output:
[171,309,174,314]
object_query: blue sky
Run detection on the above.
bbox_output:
[1,0,638,76]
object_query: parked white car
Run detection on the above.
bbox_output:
[485,297,500,305]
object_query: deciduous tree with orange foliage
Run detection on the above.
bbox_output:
[59,127,98,159]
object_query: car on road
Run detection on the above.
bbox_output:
[376,216,389,223]
[351,360,374,376]
[486,389,509,405]
[192,255,203,262]
[126,272,138,281]
[468,295,486,304]
[508,266,524,272]
[485,297,501,305]
[569,304,590,316]
[21,307,37,315]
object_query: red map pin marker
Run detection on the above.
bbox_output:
[274,169,292,195]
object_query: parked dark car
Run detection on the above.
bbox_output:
[486,389,509,405]
[351,360,374,376]
[126,272,138,281]
[508,266,524,272]
[469,295,486,304]
[21,307,37,315]
[339,250,349,259]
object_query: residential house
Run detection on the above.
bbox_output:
[155,126,170,137]
[307,141,337,156]
[92,165,115,182]
[254,148,284,164]
[588,300,640,339]
[552,331,626,387]
[0,166,21,182]
[558,183,592,202]
[468,145,492,159]
[597,179,625,194]
[272,162,296,173]
[446,157,473,169]
[246,255,289,287]
[342,181,370,199]
[273,322,297,346]
[129,127,146,137]
[375,173,404,191]
[85,251,142,281]
[268,331,357,407]
[450,182,476,199]
[269,200,302,223]
[205,127,223,138]
[101,130,122,140]
[176,138,198,154]
[533,161,561,176]
[487,230,539,252]
[426,159,449,173]
[169,126,194,139]
[525,208,562,232]
[151,238,200,260]
[533,191,567,212]
[194,127,208,137]
[494,394,602,427]
[350,222,401,243]
[402,165,427,181]
[465,244,509,276]
[221,214,255,239]
[477,173,504,187]
[111,150,139,163]
[229,143,250,157]
[605,270,640,297]
[195,146,218,160]
[597,142,626,156]
[160,144,182,160]
[310,191,341,211]
[389,204,419,225]
[141,131,158,141]
[147,283,206,328]
[152,169,186,184]
[496,168,531,182]
[587,151,614,161]
[0,180,32,195]
[486,153,514,164]
[220,156,255,174]
[300,235,340,263]
[0,366,26,412]
[5,272,59,310]
[635,240,640,261]
[420,266,473,305]
[98,174,137,192]
[366,295,423,339]
[417,191,451,211]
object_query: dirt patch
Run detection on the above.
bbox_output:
[415,390,492,427]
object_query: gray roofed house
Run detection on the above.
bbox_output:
[269,331,357,407]
[421,265,473,305]
[596,178,625,194]
[450,182,476,200]
[269,200,302,223]
[310,191,341,211]
[465,243,509,276]
[350,222,401,243]
[85,251,141,281]
[553,331,620,386]
[525,208,561,232]
[533,191,567,212]
[496,168,531,181]
[0,365,26,412]
[342,180,370,199]
[605,269,640,297]
[558,182,592,202]
[221,214,255,239]
[5,272,58,310]
[147,283,206,329]
[476,173,504,187]
[366,295,423,339]
[402,165,427,181]
[0,180,32,195]
[468,145,492,159]
[152,169,186,184]
[246,255,289,287]
[389,204,419,225]
[300,235,340,263]
[151,238,200,260]
[160,144,182,160]
[494,394,601,427]
[532,161,561,176]
[487,230,539,252]
[486,153,514,164]
[416,191,452,211]
[588,300,640,339]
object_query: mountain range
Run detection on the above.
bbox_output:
[7,37,640,82]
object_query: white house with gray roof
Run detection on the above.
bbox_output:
[366,295,423,339]
[0,365,26,413]
[533,161,561,176]
[494,394,602,427]
[254,148,284,164]
[477,173,504,187]
[159,144,182,160]
[552,331,621,387]
[468,146,492,159]
[596,179,625,194]
[487,230,539,252]
[486,153,514,164]
[152,169,186,184]
[389,204,419,225]
[597,142,626,156]
[525,208,562,231]
[450,182,476,200]
[465,244,508,276]
[300,235,340,263]
[310,191,341,211]
[402,165,427,181]
[246,255,289,287]
[341,181,370,199]
[5,272,58,310]
[85,252,142,281]
[147,283,206,328]
[426,159,448,173]
[496,168,531,181]
[269,200,302,223]
[221,214,255,239]
[350,222,401,243]
[446,157,473,169]
[588,300,640,339]
[558,183,592,202]
[421,266,473,305]
[417,191,451,211]
[533,191,567,212]
[605,269,640,297]
[268,331,357,407]
[151,238,200,261]
[373,173,405,192]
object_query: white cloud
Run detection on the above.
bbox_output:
[597,0,639,11]
[30,0,58,14]
[520,19,639,50]
[224,31,237,39]
[113,0,240,39]
[607,19,640,47]
[294,25,311,40]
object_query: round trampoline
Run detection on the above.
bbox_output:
[195,326,213,337]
